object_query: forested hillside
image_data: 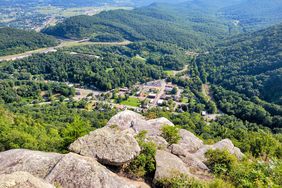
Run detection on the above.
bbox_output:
[197,24,282,130]
[42,3,238,50]
[221,0,282,30]
[0,27,58,56]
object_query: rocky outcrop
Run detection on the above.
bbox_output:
[0,110,245,188]
[69,127,140,166]
[0,149,63,178]
[106,110,148,131]
[0,171,55,188]
[154,150,191,182]
[45,153,144,188]
[106,110,174,137]
[0,149,148,188]
[178,129,204,152]
[170,144,209,172]
[194,139,244,161]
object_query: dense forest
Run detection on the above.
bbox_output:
[0,27,58,56]
[0,41,192,90]
[42,2,238,50]
[196,24,282,130]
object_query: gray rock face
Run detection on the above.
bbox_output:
[170,144,209,172]
[106,110,147,130]
[154,150,191,182]
[147,136,168,150]
[106,110,174,137]
[69,127,141,166]
[141,118,174,136]
[194,139,244,161]
[45,153,141,188]
[178,129,204,152]
[0,149,149,188]
[0,171,55,188]
[0,149,63,178]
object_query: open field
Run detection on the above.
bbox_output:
[120,97,141,107]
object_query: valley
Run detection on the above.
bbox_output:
[0,1,281,188]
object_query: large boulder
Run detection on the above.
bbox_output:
[178,129,204,152]
[194,139,244,161]
[0,149,63,178]
[154,150,191,183]
[170,144,209,172]
[0,171,55,188]
[132,117,174,137]
[69,127,140,166]
[106,111,174,136]
[106,110,148,130]
[45,153,145,188]
[0,149,149,188]
[147,136,168,150]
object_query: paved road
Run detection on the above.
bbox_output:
[0,40,131,62]
[151,80,166,107]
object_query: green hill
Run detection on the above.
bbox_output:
[42,3,237,50]
[0,27,58,56]
[196,24,282,129]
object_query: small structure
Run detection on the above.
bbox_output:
[147,93,157,99]
[157,99,164,105]
[201,111,207,116]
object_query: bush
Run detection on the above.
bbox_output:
[158,174,205,188]
[161,125,181,145]
[125,131,157,178]
[205,149,237,176]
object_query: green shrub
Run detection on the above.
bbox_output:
[161,125,181,145]
[205,149,237,176]
[125,130,157,178]
[158,174,205,188]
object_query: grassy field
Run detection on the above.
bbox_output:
[120,97,141,107]
[164,70,174,76]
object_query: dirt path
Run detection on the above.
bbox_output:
[0,40,131,62]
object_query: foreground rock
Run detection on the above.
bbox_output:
[69,127,140,166]
[0,171,55,188]
[154,150,191,183]
[0,149,63,178]
[45,153,144,188]
[0,149,148,188]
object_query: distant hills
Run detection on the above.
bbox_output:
[42,3,238,50]
[43,0,282,50]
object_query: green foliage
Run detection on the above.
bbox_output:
[62,115,92,147]
[205,149,237,176]
[0,27,57,56]
[161,125,181,145]
[126,130,157,178]
[228,159,282,188]
[43,2,240,50]
[158,174,205,188]
[1,51,163,91]
[90,33,123,42]
[0,104,115,152]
